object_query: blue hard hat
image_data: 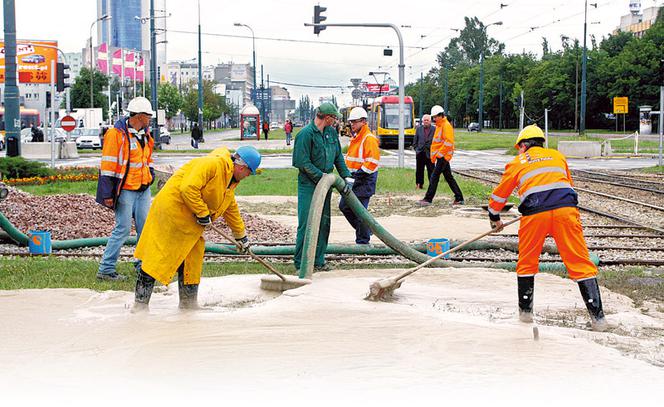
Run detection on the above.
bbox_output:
[236,145,261,175]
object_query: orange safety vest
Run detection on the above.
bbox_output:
[488,147,576,217]
[100,123,154,192]
[344,124,380,174]
[429,117,454,163]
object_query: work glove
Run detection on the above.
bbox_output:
[236,236,251,254]
[196,214,212,227]
[489,219,505,232]
[342,177,355,196]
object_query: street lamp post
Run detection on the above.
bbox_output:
[234,23,256,105]
[478,21,502,132]
[89,14,109,109]
[580,1,597,134]
[197,0,203,132]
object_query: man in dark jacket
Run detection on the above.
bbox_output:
[413,114,434,189]
[191,123,202,149]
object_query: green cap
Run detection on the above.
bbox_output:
[317,102,341,118]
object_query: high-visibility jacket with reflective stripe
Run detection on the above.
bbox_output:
[488,147,578,219]
[429,117,454,162]
[95,118,154,207]
[345,124,380,174]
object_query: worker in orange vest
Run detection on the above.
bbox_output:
[417,105,464,206]
[488,125,611,332]
[339,107,380,244]
[95,96,155,281]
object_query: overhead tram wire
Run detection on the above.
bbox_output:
[168,29,423,50]
[269,80,349,89]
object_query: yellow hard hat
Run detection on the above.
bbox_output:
[514,125,544,148]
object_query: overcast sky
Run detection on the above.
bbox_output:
[2,0,662,105]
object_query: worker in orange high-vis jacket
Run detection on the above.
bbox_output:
[339,107,380,244]
[488,125,611,332]
[417,105,464,206]
[95,97,155,281]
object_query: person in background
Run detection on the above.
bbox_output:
[191,122,202,149]
[417,105,464,206]
[262,119,270,141]
[488,125,611,332]
[95,97,155,281]
[284,119,294,146]
[339,107,380,244]
[413,114,434,190]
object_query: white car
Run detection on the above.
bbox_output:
[46,128,68,142]
[76,133,102,149]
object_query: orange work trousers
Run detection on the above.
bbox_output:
[517,206,597,281]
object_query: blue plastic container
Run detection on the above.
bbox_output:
[426,238,450,259]
[28,230,52,255]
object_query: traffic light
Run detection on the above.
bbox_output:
[56,62,70,92]
[313,5,327,35]
[46,91,51,108]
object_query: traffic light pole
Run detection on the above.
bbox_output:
[50,59,56,168]
[149,0,159,141]
[197,0,203,133]
[306,22,406,167]
[3,0,21,156]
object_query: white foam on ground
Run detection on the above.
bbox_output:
[1,268,662,405]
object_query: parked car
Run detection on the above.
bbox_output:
[0,133,5,150]
[270,122,279,130]
[158,126,171,145]
[45,128,68,142]
[69,128,100,142]
[467,122,480,132]
[76,133,102,150]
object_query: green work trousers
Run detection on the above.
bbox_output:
[293,181,332,270]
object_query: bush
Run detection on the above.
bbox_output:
[0,157,54,179]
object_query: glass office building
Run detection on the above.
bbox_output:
[99,0,144,51]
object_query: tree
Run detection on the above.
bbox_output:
[157,83,183,123]
[436,16,505,67]
[181,80,229,127]
[70,67,109,117]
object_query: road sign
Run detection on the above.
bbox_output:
[351,89,363,99]
[60,115,76,132]
[613,97,628,114]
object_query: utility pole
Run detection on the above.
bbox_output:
[519,90,525,130]
[499,74,503,130]
[478,21,502,132]
[659,85,663,167]
[544,108,549,149]
[197,0,203,132]
[3,0,20,156]
[580,1,597,134]
[149,0,159,140]
[575,48,579,132]
[419,72,423,118]
[443,64,449,114]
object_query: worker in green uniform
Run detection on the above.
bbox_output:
[292,102,353,272]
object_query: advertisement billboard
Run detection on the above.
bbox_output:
[0,40,58,84]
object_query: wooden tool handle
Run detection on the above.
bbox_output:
[395,216,522,283]
[209,224,287,282]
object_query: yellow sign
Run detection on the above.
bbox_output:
[613,97,628,114]
[0,40,58,84]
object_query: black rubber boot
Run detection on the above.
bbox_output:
[132,268,155,313]
[518,276,535,323]
[578,278,609,331]
[177,264,200,309]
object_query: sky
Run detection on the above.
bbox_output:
[2,0,662,106]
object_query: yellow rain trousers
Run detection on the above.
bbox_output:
[134,148,246,286]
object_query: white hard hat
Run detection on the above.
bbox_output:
[348,107,368,121]
[430,105,445,116]
[127,97,155,116]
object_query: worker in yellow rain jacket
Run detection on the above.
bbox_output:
[488,125,610,331]
[417,105,464,206]
[339,107,380,244]
[95,96,155,281]
[132,146,261,311]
